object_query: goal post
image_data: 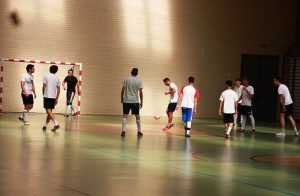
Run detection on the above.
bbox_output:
[0,57,83,116]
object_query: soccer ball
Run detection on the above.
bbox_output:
[154,113,160,120]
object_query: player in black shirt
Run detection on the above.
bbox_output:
[62,69,80,116]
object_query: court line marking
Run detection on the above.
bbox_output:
[91,148,298,196]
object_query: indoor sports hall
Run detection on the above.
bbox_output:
[0,1,300,196]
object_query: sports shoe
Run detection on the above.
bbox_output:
[51,125,60,132]
[18,117,24,121]
[225,134,230,139]
[185,133,190,138]
[121,131,126,137]
[252,129,256,133]
[275,131,286,136]
[24,121,30,125]
[294,131,299,136]
[137,132,143,137]
[42,126,47,131]
[72,112,79,116]
[236,129,245,132]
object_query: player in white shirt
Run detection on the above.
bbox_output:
[42,65,61,131]
[233,78,243,127]
[219,80,239,139]
[238,78,256,133]
[121,68,143,137]
[163,78,178,131]
[176,77,199,137]
[19,64,36,125]
[273,77,298,136]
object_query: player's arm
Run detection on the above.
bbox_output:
[62,81,66,90]
[243,87,254,98]
[42,83,46,95]
[20,81,28,97]
[219,100,223,116]
[176,94,183,110]
[194,98,198,114]
[165,88,176,95]
[121,87,125,103]
[279,94,285,109]
[234,101,238,114]
[55,85,60,105]
[139,88,143,109]
[32,81,37,98]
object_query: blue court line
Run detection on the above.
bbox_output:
[88,147,298,196]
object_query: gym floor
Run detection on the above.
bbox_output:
[0,113,299,196]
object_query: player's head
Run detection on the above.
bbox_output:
[50,65,58,74]
[273,76,282,87]
[235,78,241,86]
[26,64,35,73]
[131,68,138,76]
[163,78,171,86]
[242,77,249,86]
[188,76,195,84]
[68,69,74,76]
[226,80,233,89]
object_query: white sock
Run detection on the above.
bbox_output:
[234,114,238,125]
[23,110,29,121]
[241,115,246,129]
[226,125,233,135]
[122,118,126,131]
[71,105,77,113]
[186,121,191,134]
[293,127,298,133]
[53,119,59,126]
[281,128,286,133]
[249,115,255,129]
[136,120,141,132]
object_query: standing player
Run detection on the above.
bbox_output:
[176,77,199,137]
[238,77,256,133]
[219,80,238,139]
[19,64,36,125]
[162,78,178,131]
[121,68,143,137]
[42,65,61,131]
[233,78,243,127]
[273,77,298,136]
[62,69,80,116]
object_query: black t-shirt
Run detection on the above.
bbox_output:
[64,76,78,92]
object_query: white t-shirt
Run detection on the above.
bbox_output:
[278,84,293,105]
[123,76,143,103]
[180,85,200,109]
[234,85,244,104]
[219,89,239,114]
[241,86,254,106]
[21,73,34,94]
[43,74,61,99]
[169,82,179,103]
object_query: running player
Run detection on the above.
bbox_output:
[42,65,61,131]
[238,77,256,133]
[121,68,143,137]
[19,64,36,125]
[233,78,243,127]
[273,76,298,136]
[162,78,178,131]
[62,69,80,116]
[219,80,238,139]
[176,77,199,137]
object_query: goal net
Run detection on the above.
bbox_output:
[0,58,82,115]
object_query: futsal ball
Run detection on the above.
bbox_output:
[154,113,161,120]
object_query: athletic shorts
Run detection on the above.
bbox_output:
[237,104,242,114]
[167,103,177,113]
[66,90,75,105]
[280,103,294,115]
[223,113,234,123]
[123,103,140,115]
[240,105,253,115]
[44,98,56,109]
[182,107,193,122]
[21,94,34,105]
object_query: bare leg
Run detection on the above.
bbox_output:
[287,115,298,134]
[279,113,286,131]
[168,112,173,124]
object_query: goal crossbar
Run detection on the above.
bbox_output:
[0,57,83,116]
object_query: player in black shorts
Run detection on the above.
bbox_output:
[62,69,80,116]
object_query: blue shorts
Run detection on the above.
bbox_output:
[182,107,193,122]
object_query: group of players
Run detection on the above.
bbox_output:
[19,64,80,131]
[18,65,299,138]
[121,68,299,138]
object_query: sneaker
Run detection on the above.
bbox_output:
[51,125,60,132]
[185,133,190,138]
[252,129,256,133]
[294,131,299,136]
[275,131,286,136]
[236,129,244,133]
[225,134,230,139]
[24,121,30,125]
[121,131,126,137]
[137,132,143,137]
[162,126,169,131]
[42,126,47,131]
[18,117,24,121]
[72,112,79,116]
[169,123,174,128]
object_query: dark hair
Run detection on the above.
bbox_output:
[274,76,282,83]
[163,78,170,82]
[235,78,241,82]
[50,65,58,74]
[131,68,138,76]
[68,69,74,73]
[242,77,249,82]
[226,80,233,87]
[188,76,195,83]
[26,64,34,72]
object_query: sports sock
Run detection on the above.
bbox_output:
[23,110,29,121]
[281,128,286,133]
[241,115,246,129]
[136,120,141,132]
[226,125,233,135]
[249,115,255,129]
[52,119,59,126]
[122,118,127,131]
[293,127,298,133]
[234,114,238,125]
[186,121,191,134]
